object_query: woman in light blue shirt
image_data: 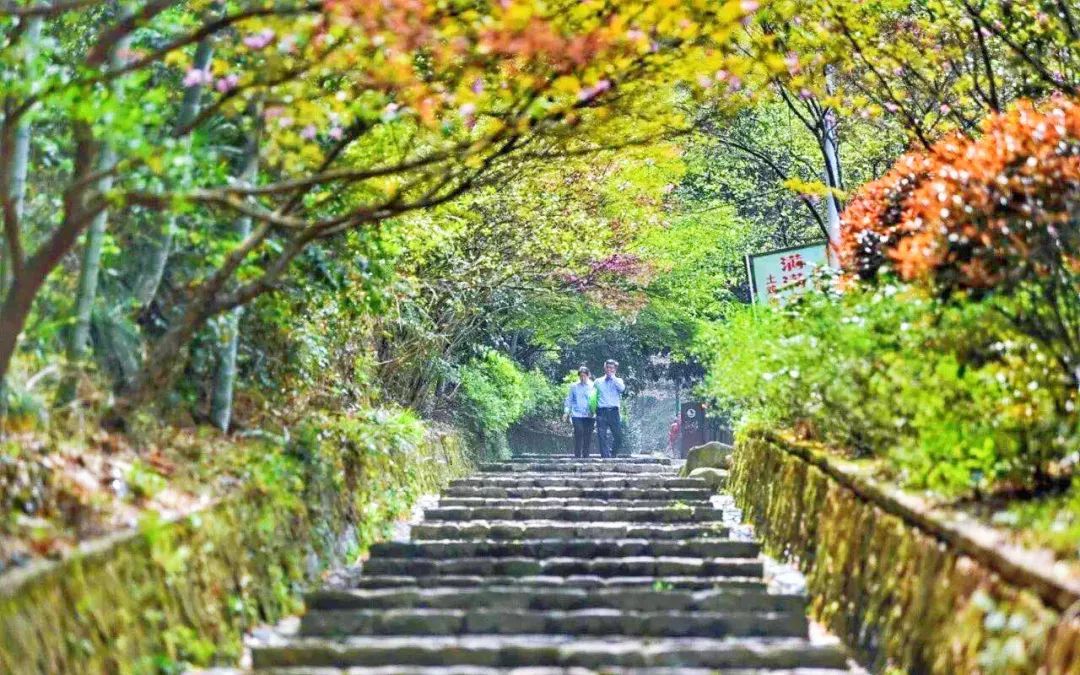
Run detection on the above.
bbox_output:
[563,366,596,458]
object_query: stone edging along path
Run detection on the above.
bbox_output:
[0,430,471,675]
[729,429,1080,674]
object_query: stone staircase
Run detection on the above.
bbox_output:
[250,452,851,673]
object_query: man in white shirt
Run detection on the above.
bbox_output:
[594,359,626,458]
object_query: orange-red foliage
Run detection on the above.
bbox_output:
[840,98,1080,294]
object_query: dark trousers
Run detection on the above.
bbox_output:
[571,417,595,457]
[596,407,622,458]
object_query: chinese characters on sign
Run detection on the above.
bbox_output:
[746,243,829,304]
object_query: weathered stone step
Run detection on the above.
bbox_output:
[438,497,709,508]
[508,456,670,464]
[410,521,729,541]
[258,668,850,675]
[347,575,766,591]
[306,586,804,613]
[361,556,763,578]
[449,476,706,489]
[480,463,669,474]
[299,608,809,639]
[421,506,724,523]
[370,539,758,560]
[251,635,850,669]
[442,487,713,501]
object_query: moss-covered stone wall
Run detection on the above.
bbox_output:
[0,426,471,674]
[730,430,1080,674]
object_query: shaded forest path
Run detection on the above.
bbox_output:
[250,452,852,672]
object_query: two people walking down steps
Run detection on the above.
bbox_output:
[563,359,625,459]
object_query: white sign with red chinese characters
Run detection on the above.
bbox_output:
[745,242,829,304]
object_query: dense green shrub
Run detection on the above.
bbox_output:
[697,282,1077,495]
[456,351,559,459]
[288,407,466,551]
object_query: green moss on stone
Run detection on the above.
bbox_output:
[729,429,1080,674]
[0,420,471,675]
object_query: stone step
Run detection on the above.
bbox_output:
[479,463,670,474]
[438,498,710,508]
[449,477,706,489]
[251,635,850,669]
[369,539,758,560]
[307,586,805,613]
[409,521,729,541]
[258,668,851,675]
[505,455,665,460]
[442,487,713,500]
[347,576,767,591]
[360,557,763,578]
[299,608,809,639]
[421,506,725,523]
[508,454,670,461]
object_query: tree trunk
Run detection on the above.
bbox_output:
[209,131,259,432]
[0,189,102,387]
[0,17,43,420]
[821,66,844,263]
[57,25,129,404]
[0,17,42,299]
[130,38,213,308]
[0,278,39,389]
[57,152,115,402]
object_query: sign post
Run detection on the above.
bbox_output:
[678,402,705,457]
[745,242,829,304]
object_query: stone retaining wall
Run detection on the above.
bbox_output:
[508,426,571,455]
[0,428,471,674]
[729,429,1080,674]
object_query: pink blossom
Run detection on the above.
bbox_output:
[471,78,484,94]
[741,0,759,12]
[697,75,713,89]
[277,116,293,128]
[785,52,800,75]
[300,124,317,140]
[884,102,899,112]
[243,28,275,50]
[798,88,813,100]
[215,74,239,93]
[329,127,344,141]
[577,79,612,103]
[264,106,285,120]
[940,103,951,114]
[183,68,212,88]
[116,47,138,63]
